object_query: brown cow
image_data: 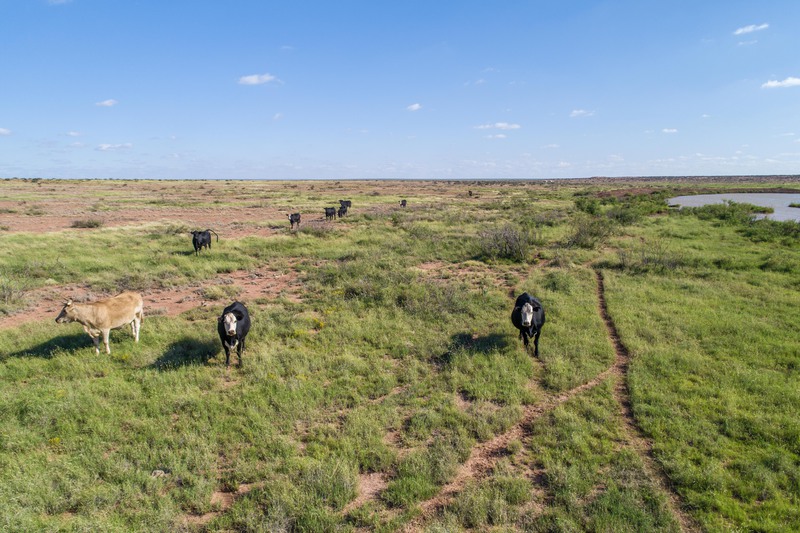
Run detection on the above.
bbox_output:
[55,292,143,355]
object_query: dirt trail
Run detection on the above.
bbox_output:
[595,270,698,533]
[0,264,303,331]
[400,270,697,532]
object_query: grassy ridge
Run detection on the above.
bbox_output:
[0,178,798,531]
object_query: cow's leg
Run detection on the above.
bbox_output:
[136,310,143,342]
[521,331,530,348]
[533,330,541,357]
[238,338,245,367]
[90,334,101,355]
[102,329,111,354]
[224,346,231,368]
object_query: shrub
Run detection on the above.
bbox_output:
[575,196,600,215]
[565,216,612,249]
[71,218,104,228]
[616,240,687,274]
[477,225,535,262]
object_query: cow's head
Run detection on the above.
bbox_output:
[220,312,238,337]
[55,300,75,323]
[520,302,535,327]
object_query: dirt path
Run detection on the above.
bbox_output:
[399,270,697,532]
[595,270,697,533]
[0,264,303,331]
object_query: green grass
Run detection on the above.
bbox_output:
[0,178,798,531]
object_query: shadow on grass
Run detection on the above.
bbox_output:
[433,332,510,367]
[4,332,92,360]
[151,337,219,370]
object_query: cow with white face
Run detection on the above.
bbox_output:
[217,301,251,368]
[510,292,545,356]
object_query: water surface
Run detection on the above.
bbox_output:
[668,193,800,222]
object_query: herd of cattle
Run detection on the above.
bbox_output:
[52,196,545,365]
[286,199,355,230]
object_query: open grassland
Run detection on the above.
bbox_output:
[0,176,798,532]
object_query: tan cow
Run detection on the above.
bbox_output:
[55,292,143,355]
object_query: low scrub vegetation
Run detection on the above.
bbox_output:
[71,218,104,228]
[0,177,797,532]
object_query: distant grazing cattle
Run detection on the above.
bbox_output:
[468,190,473,197]
[339,200,352,210]
[337,205,347,218]
[287,213,301,229]
[217,301,251,368]
[55,292,143,355]
[191,229,218,256]
[324,207,337,221]
[510,292,545,357]
[399,199,407,207]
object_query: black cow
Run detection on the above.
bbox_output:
[324,207,337,221]
[510,292,545,356]
[337,205,347,218]
[287,213,301,229]
[217,301,251,368]
[339,200,352,210]
[399,199,407,208]
[191,229,218,256]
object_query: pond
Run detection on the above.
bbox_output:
[668,193,800,222]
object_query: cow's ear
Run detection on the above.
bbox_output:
[217,316,223,323]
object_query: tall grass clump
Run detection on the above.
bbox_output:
[71,218,104,228]
[566,216,612,249]
[477,225,536,262]
[616,239,688,274]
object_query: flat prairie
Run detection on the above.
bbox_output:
[0,176,798,532]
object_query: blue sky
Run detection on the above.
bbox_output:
[1,1,799,180]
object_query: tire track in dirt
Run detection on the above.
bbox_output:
[399,366,619,532]
[402,270,697,532]
[594,269,698,533]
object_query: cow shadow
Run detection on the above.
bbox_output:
[151,337,219,370]
[4,332,94,360]
[432,332,510,368]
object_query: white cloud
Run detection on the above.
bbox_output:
[544,143,560,148]
[95,99,118,107]
[761,77,800,89]
[474,122,520,130]
[96,143,132,151]
[48,0,72,4]
[733,23,768,35]
[662,128,678,133]
[238,73,279,85]
[485,134,507,139]
[407,103,422,111]
[67,131,81,137]
[737,40,758,46]
[570,109,594,118]
[273,113,283,121]
[0,128,11,136]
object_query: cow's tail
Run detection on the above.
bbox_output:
[208,229,219,242]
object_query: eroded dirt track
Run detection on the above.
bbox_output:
[400,270,697,532]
